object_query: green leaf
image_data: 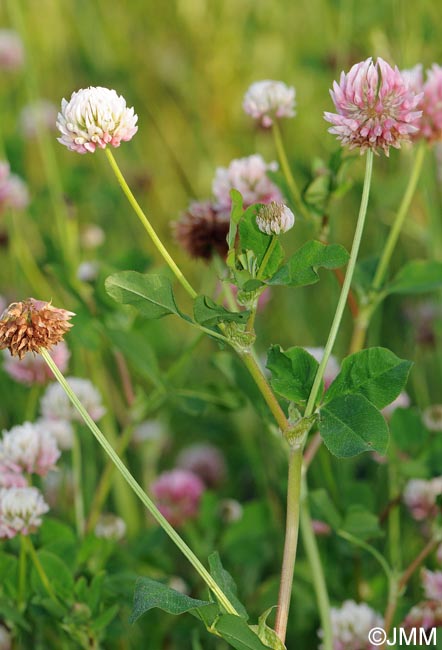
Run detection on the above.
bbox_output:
[386,260,442,295]
[325,347,412,409]
[208,552,248,619]
[238,208,284,278]
[341,505,383,540]
[130,577,213,624]
[319,394,389,457]
[105,271,183,319]
[390,407,429,454]
[31,551,74,602]
[266,345,323,404]
[214,614,272,650]
[250,608,286,650]
[91,604,119,632]
[309,489,342,530]
[268,240,349,287]
[194,295,249,327]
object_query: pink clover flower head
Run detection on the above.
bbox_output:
[3,340,70,385]
[311,519,332,536]
[0,462,27,488]
[243,80,296,127]
[305,347,340,390]
[40,377,106,422]
[212,154,283,210]
[403,478,442,521]
[319,599,383,650]
[20,100,58,139]
[177,444,226,488]
[94,513,127,541]
[56,86,138,154]
[324,57,423,155]
[256,202,295,235]
[402,600,442,631]
[381,391,411,419]
[151,468,205,527]
[421,65,442,142]
[0,421,60,476]
[0,162,29,214]
[422,569,442,601]
[0,30,24,72]
[0,486,49,538]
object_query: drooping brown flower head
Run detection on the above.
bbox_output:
[0,299,74,359]
[173,200,230,261]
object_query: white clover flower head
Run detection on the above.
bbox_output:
[0,462,27,488]
[40,377,106,422]
[0,29,24,72]
[0,486,49,538]
[0,162,29,214]
[256,201,295,235]
[0,421,60,476]
[403,478,442,521]
[319,599,383,650]
[56,86,138,154]
[94,513,127,541]
[80,224,105,249]
[0,623,11,650]
[76,261,99,283]
[212,154,283,209]
[423,404,442,431]
[243,80,296,127]
[36,418,74,451]
[20,100,58,139]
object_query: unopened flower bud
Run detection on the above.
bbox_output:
[256,202,295,236]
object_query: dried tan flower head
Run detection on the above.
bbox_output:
[0,299,74,359]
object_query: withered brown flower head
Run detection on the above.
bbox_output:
[173,200,230,261]
[0,299,74,359]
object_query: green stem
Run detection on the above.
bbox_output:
[272,121,310,221]
[239,351,290,433]
[24,535,59,604]
[337,530,393,583]
[72,429,85,538]
[257,235,278,281]
[274,448,303,643]
[300,475,332,650]
[104,149,197,299]
[40,348,237,616]
[387,456,401,572]
[18,534,27,611]
[305,150,374,417]
[372,143,426,291]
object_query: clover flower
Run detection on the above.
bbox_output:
[0,299,74,359]
[57,86,138,154]
[177,444,226,488]
[0,422,60,477]
[0,30,24,72]
[324,57,422,155]
[36,417,74,451]
[256,201,295,235]
[94,513,127,541]
[319,600,383,650]
[243,80,296,127]
[402,600,442,632]
[422,569,442,601]
[305,347,340,390]
[403,478,442,521]
[3,340,70,385]
[0,162,29,214]
[173,200,230,261]
[423,404,442,432]
[212,154,283,209]
[0,462,27,489]
[151,469,205,527]
[0,487,49,538]
[41,377,105,422]
[421,65,442,142]
[20,100,58,139]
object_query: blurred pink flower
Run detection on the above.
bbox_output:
[421,65,442,142]
[20,100,58,139]
[382,391,411,419]
[422,569,442,601]
[0,487,49,538]
[403,478,442,521]
[319,600,383,650]
[36,418,74,451]
[0,162,29,213]
[0,30,24,72]
[212,154,283,209]
[151,469,205,527]
[402,600,442,632]
[57,86,138,154]
[324,57,422,155]
[305,347,340,390]
[177,444,226,488]
[311,519,332,536]
[0,422,60,477]
[3,340,70,385]
[243,80,296,127]
[0,462,27,488]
